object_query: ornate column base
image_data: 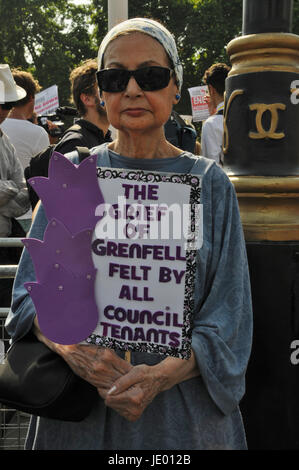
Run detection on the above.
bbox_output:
[230,175,299,241]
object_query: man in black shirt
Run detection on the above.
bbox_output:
[55,59,112,154]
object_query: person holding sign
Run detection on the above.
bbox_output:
[6,18,252,450]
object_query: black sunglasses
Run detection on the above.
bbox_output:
[0,102,15,110]
[96,66,173,93]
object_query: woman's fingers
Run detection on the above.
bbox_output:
[55,344,132,389]
[104,364,166,421]
[106,365,145,395]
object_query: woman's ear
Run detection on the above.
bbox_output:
[173,85,181,105]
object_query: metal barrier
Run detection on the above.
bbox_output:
[0,238,31,450]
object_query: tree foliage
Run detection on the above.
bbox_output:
[0,0,96,105]
[1,0,299,115]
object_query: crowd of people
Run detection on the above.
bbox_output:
[0,17,252,451]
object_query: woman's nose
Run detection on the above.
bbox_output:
[124,76,142,96]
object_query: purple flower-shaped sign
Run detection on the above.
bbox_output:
[25,264,99,345]
[28,151,104,234]
[24,150,104,344]
[22,219,94,282]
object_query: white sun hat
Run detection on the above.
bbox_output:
[0,64,26,103]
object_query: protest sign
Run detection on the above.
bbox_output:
[188,85,210,122]
[24,152,202,358]
[87,167,203,359]
[34,85,59,115]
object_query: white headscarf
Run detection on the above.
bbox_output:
[97,17,183,91]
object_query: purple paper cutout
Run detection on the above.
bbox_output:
[28,151,104,234]
[22,219,94,282]
[25,264,98,345]
[24,150,104,344]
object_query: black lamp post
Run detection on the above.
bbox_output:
[223,0,299,450]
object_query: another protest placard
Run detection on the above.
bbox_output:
[188,85,210,122]
[34,85,59,115]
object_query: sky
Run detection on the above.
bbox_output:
[70,0,92,5]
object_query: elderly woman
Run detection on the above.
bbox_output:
[6,18,252,450]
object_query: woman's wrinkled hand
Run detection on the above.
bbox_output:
[32,315,132,395]
[32,316,199,421]
[103,353,200,421]
[54,343,133,395]
[104,364,167,422]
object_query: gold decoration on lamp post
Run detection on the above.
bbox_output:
[224,32,299,241]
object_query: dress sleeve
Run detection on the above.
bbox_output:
[191,164,253,415]
[5,203,48,341]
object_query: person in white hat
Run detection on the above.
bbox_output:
[1,68,50,232]
[0,64,30,237]
[1,68,50,170]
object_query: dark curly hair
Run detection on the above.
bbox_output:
[70,59,98,116]
[203,63,230,96]
[12,69,41,106]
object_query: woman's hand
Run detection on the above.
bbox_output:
[55,343,133,395]
[32,316,132,394]
[105,352,200,422]
[105,364,166,422]
[33,317,200,421]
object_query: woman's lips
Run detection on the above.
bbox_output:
[123,108,147,117]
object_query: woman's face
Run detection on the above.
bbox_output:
[102,32,179,134]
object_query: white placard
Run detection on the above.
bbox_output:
[188,85,210,122]
[34,85,59,115]
[86,167,203,359]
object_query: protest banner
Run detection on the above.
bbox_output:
[87,167,203,359]
[34,85,59,115]
[188,85,210,122]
